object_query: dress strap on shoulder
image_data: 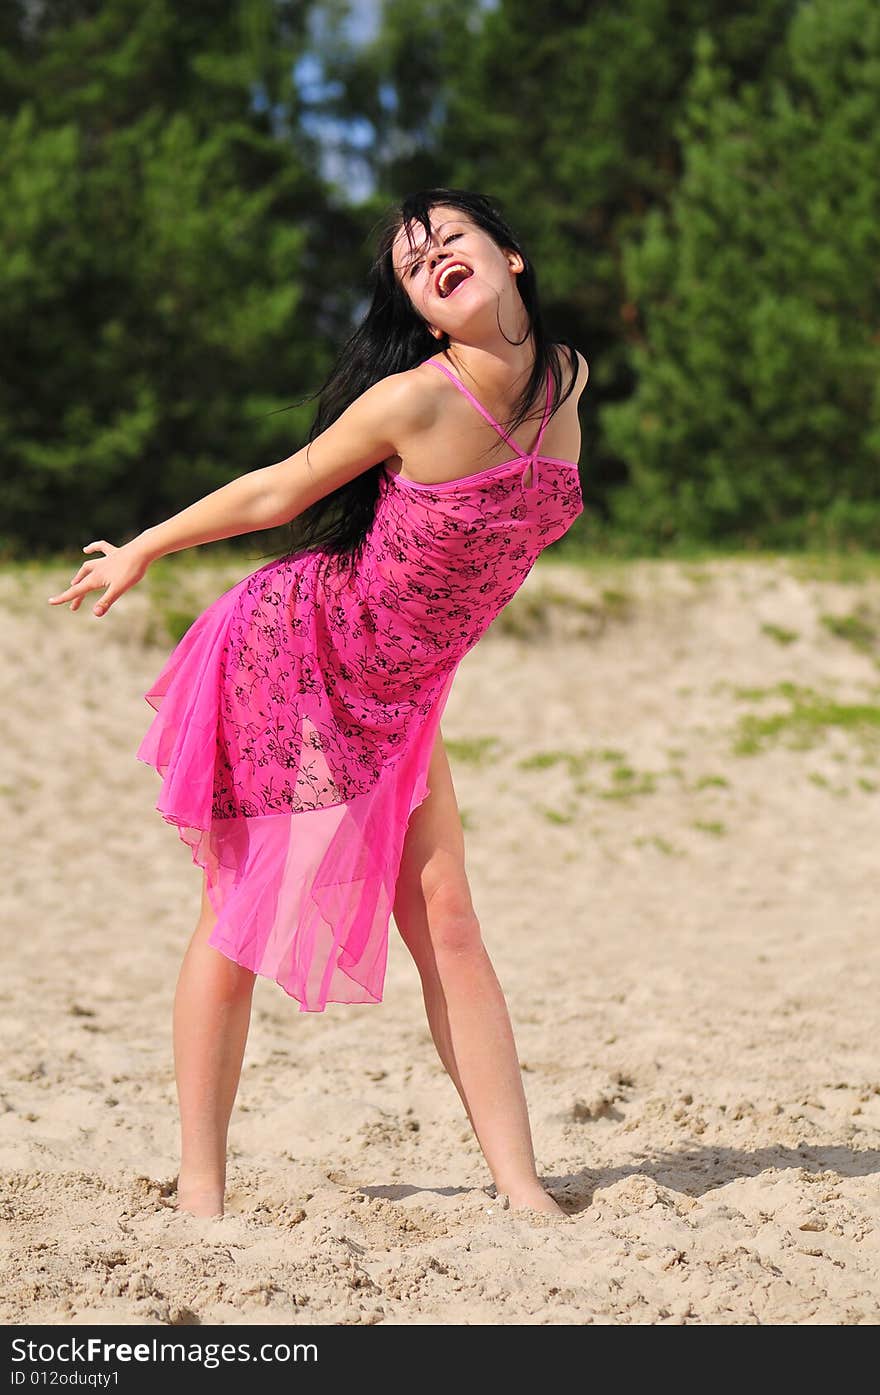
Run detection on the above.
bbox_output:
[427,358,554,466]
[531,366,554,459]
[427,359,527,457]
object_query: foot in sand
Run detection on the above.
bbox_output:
[175,1176,225,1219]
[494,1185,569,1218]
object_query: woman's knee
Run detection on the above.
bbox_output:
[424,876,483,956]
[395,860,483,959]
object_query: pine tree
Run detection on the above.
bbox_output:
[603,2,880,548]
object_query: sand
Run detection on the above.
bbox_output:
[1,550,879,1326]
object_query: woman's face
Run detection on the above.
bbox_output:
[391,204,524,339]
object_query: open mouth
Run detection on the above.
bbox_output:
[436,263,474,299]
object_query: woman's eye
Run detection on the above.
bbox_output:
[410,232,462,278]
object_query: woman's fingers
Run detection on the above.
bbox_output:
[93,585,120,616]
[67,562,93,588]
[48,574,102,606]
[47,538,136,615]
[48,550,104,605]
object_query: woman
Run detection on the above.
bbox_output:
[48,188,589,1221]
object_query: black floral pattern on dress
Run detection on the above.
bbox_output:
[210,459,584,819]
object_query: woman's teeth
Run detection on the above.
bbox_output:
[438,264,473,298]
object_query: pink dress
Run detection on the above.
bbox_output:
[136,359,584,1011]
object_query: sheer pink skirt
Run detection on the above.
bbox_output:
[136,581,456,1012]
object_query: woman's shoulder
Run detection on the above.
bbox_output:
[364,363,439,432]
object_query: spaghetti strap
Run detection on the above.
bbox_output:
[427,360,531,459]
[529,366,554,464]
[427,358,555,491]
[521,370,554,491]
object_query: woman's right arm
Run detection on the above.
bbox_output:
[48,372,431,616]
[136,372,429,563]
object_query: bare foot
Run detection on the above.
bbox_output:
[491,1184,569,1218]
[175,1176,225,1218]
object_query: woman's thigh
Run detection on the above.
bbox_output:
[393,727,478,949]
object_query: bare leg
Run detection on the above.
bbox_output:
[394,733,565,1217]
[172,873,256,1217]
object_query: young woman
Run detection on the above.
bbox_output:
[48,188,589,1221]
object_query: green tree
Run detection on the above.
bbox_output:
[0,1,366,555]
[603,1,880,548]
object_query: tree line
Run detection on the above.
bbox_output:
[1,0,877,557]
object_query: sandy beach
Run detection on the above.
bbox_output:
[2,550,879,1325]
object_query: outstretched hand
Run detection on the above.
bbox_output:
[47,539,150,617]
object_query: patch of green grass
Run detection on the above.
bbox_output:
[731,684,776,701]
[152,605,199,645]
[732,680,818,703]
[692,819,727,836]
[140,565,204,646]
[517,748,595,777]
[761,622,799,646]
[683,566,713,588]
[518,746,680,801]
[693,774,730,789]
[820,608,877,654]
[518,749,569,771]
[459,808,475,831]
[633,834,684,857]
[858,777,878,792]
[494,582,634,640]
[600,587,633,616]
[807,772,852,795]
[786,552,880,585]
[731,683,880,756]
[597,765,658,800]
[444,736,501,766]
[539,805,577,825]
[140,595,197,646]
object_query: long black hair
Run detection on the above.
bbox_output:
[257,188,580,582]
